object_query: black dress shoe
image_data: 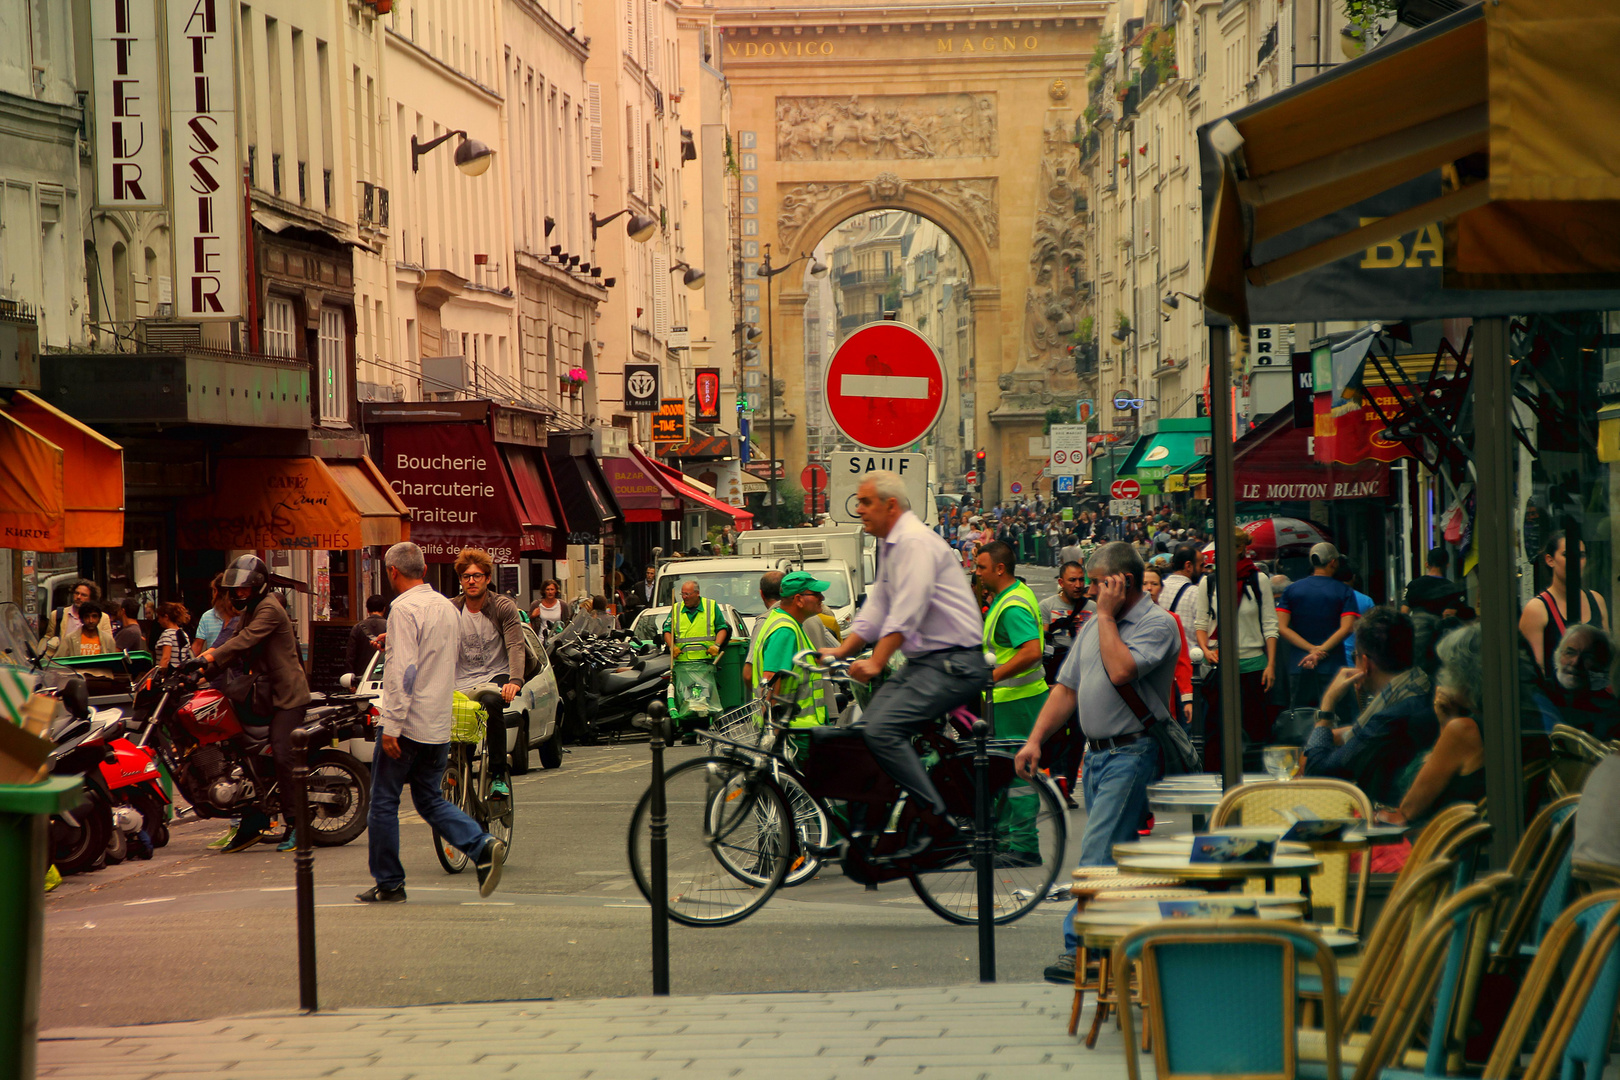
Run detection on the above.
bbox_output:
[355,885,407,903]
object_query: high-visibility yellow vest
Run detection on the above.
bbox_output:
[984,580,1050,703]
[669,599,721,662]
[748,607,826,728]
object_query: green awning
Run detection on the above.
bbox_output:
[1116,419,1211,481]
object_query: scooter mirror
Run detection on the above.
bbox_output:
[338,673,355,689]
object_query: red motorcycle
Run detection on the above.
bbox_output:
[46,678,171,873]
[129,662,374,847]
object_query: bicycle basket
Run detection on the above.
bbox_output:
[710,699,766,748]
[450,692,487,744]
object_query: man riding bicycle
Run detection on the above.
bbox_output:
[824,471,991,860]
[450,548,528,802]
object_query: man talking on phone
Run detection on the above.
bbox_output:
[1013,541,1180,985]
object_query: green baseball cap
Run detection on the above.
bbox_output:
[780,570,830,597]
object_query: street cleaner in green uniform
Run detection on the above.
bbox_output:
[748,571,830,756]
[662,580,730,745]
[973,539,1048,865]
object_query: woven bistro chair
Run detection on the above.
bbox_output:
[1295,874,1516,1080]
[1211,778,1376,934]
[1114,920,1344,1080]
[1480,891,1620,1080]
[1490,801,1579,972]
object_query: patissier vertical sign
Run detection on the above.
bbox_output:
[91,0,164,207]
[169,0,241,318]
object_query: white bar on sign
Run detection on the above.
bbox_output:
[840,374,929,400]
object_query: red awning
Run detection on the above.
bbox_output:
[654,462,753,528]
[499,446,560,553]
[603,453,680,523]
[1234,412,1389,502]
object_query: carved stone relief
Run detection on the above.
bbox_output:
[776,177,999,253]
[1005,111,1089,403]
[775,94,997,161]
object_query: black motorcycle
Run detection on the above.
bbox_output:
[548,629,671,744]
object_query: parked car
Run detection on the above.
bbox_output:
[342,623,564,771]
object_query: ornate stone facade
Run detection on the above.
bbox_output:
[776,177,998,252]
[775,93,997,161]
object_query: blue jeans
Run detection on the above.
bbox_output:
[1063,738,1161,953]
[368,736,490,891]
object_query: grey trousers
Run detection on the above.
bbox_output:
[860,647,992,817]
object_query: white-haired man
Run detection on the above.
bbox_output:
[361,542,506,903]
[825,471,991,860]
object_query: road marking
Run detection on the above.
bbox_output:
[260,886,295,892]
[461,901,515,906]
[840,374,929,399]
[580,760,645,776]
[124,897,176,906]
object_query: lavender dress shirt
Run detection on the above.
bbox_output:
[851,511,985,658]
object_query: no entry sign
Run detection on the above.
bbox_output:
[1111,479,1141,500]
[823,322,946,452]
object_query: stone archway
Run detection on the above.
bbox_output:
[713,4,1104,501]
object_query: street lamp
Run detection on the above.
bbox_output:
[591,208,657,242]
[670,260,705,289]
[1160,290,1201,319]
[410,131,494,175]
[758,243,829,517]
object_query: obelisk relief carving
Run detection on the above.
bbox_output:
[775,94,997,161]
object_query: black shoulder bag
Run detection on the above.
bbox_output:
[1113,678,1201,775]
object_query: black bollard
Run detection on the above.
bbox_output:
[288,723,321,1013]
[647,700,670,996]
[972,718,996,983]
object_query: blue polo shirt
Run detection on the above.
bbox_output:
[1276,575,1359,674]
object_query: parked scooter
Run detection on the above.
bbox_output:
[547,629,671,744]
[44,678,168,874]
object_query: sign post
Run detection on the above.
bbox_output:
[823,323,947,452]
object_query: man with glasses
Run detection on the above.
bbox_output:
[450,548,529,801]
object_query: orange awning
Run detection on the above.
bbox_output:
[0,410,64,551]
[4,390,124,548]
[178,456,411,551]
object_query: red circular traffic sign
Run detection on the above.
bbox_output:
[800,463,828,491]
[823,323,946,452]
[1010,482,1023,495]
[1111,479,1141,499]
[965,469,978,484]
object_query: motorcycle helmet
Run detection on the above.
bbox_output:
[220,554,271,607]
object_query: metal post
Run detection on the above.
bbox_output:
[647,700,670,995]
[1207,323,1244,789]
[1473,318,1524,867]
[971,718,996,983]
[765,245,778,519]
[288,724,319,1013]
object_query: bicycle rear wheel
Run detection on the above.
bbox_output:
[909,751,1068,925]
[433,746,471,874]
[473,740,514,851]
[628,756,793,927]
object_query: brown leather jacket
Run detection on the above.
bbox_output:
[451,591,529,682]
[210,593,311,710]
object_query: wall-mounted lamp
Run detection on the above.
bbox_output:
[671,260,705,289]
[410,130,493,175]
[591,208,656,243]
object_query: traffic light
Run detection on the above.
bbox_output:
[975,448,986,496]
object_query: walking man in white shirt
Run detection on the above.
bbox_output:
[360,542,506,903]
[826,472,992,860]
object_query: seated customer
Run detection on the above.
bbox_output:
[1302,606,1438,807]
[1548,623,1620,740]
[1572,754,1620,884]
[1378,624,1485,826]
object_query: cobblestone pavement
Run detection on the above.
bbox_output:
[38,981,1128,1080]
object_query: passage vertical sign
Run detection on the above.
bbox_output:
[823,323,946,452]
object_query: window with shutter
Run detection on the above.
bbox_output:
[653,252,671,339]
[632,104,645,198]
[587,83,602,164]
[264,297,296,357]
[318,307,347,423]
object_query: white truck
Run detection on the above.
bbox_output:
[653,525,868,635]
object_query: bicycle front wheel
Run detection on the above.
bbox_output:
[628,756,793,927]
[909,751,1068,925]
[434,747,471,874]
[775,770,832,887]
[473,740,514,852]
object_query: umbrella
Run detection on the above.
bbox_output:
[1201,518,1332,561]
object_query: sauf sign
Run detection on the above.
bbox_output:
[169,0,241,318]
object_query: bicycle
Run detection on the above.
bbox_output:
[627,652,1068,927]
[432,693,515,873]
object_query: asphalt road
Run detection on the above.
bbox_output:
[42,569,1087,1028]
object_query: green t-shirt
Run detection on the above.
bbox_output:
[991,598,1041,650]
[759,623,802,678]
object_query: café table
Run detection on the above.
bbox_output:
[1111,842,1324,909]
[1146,773,1272,830]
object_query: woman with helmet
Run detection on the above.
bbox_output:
[199,554,312,853]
